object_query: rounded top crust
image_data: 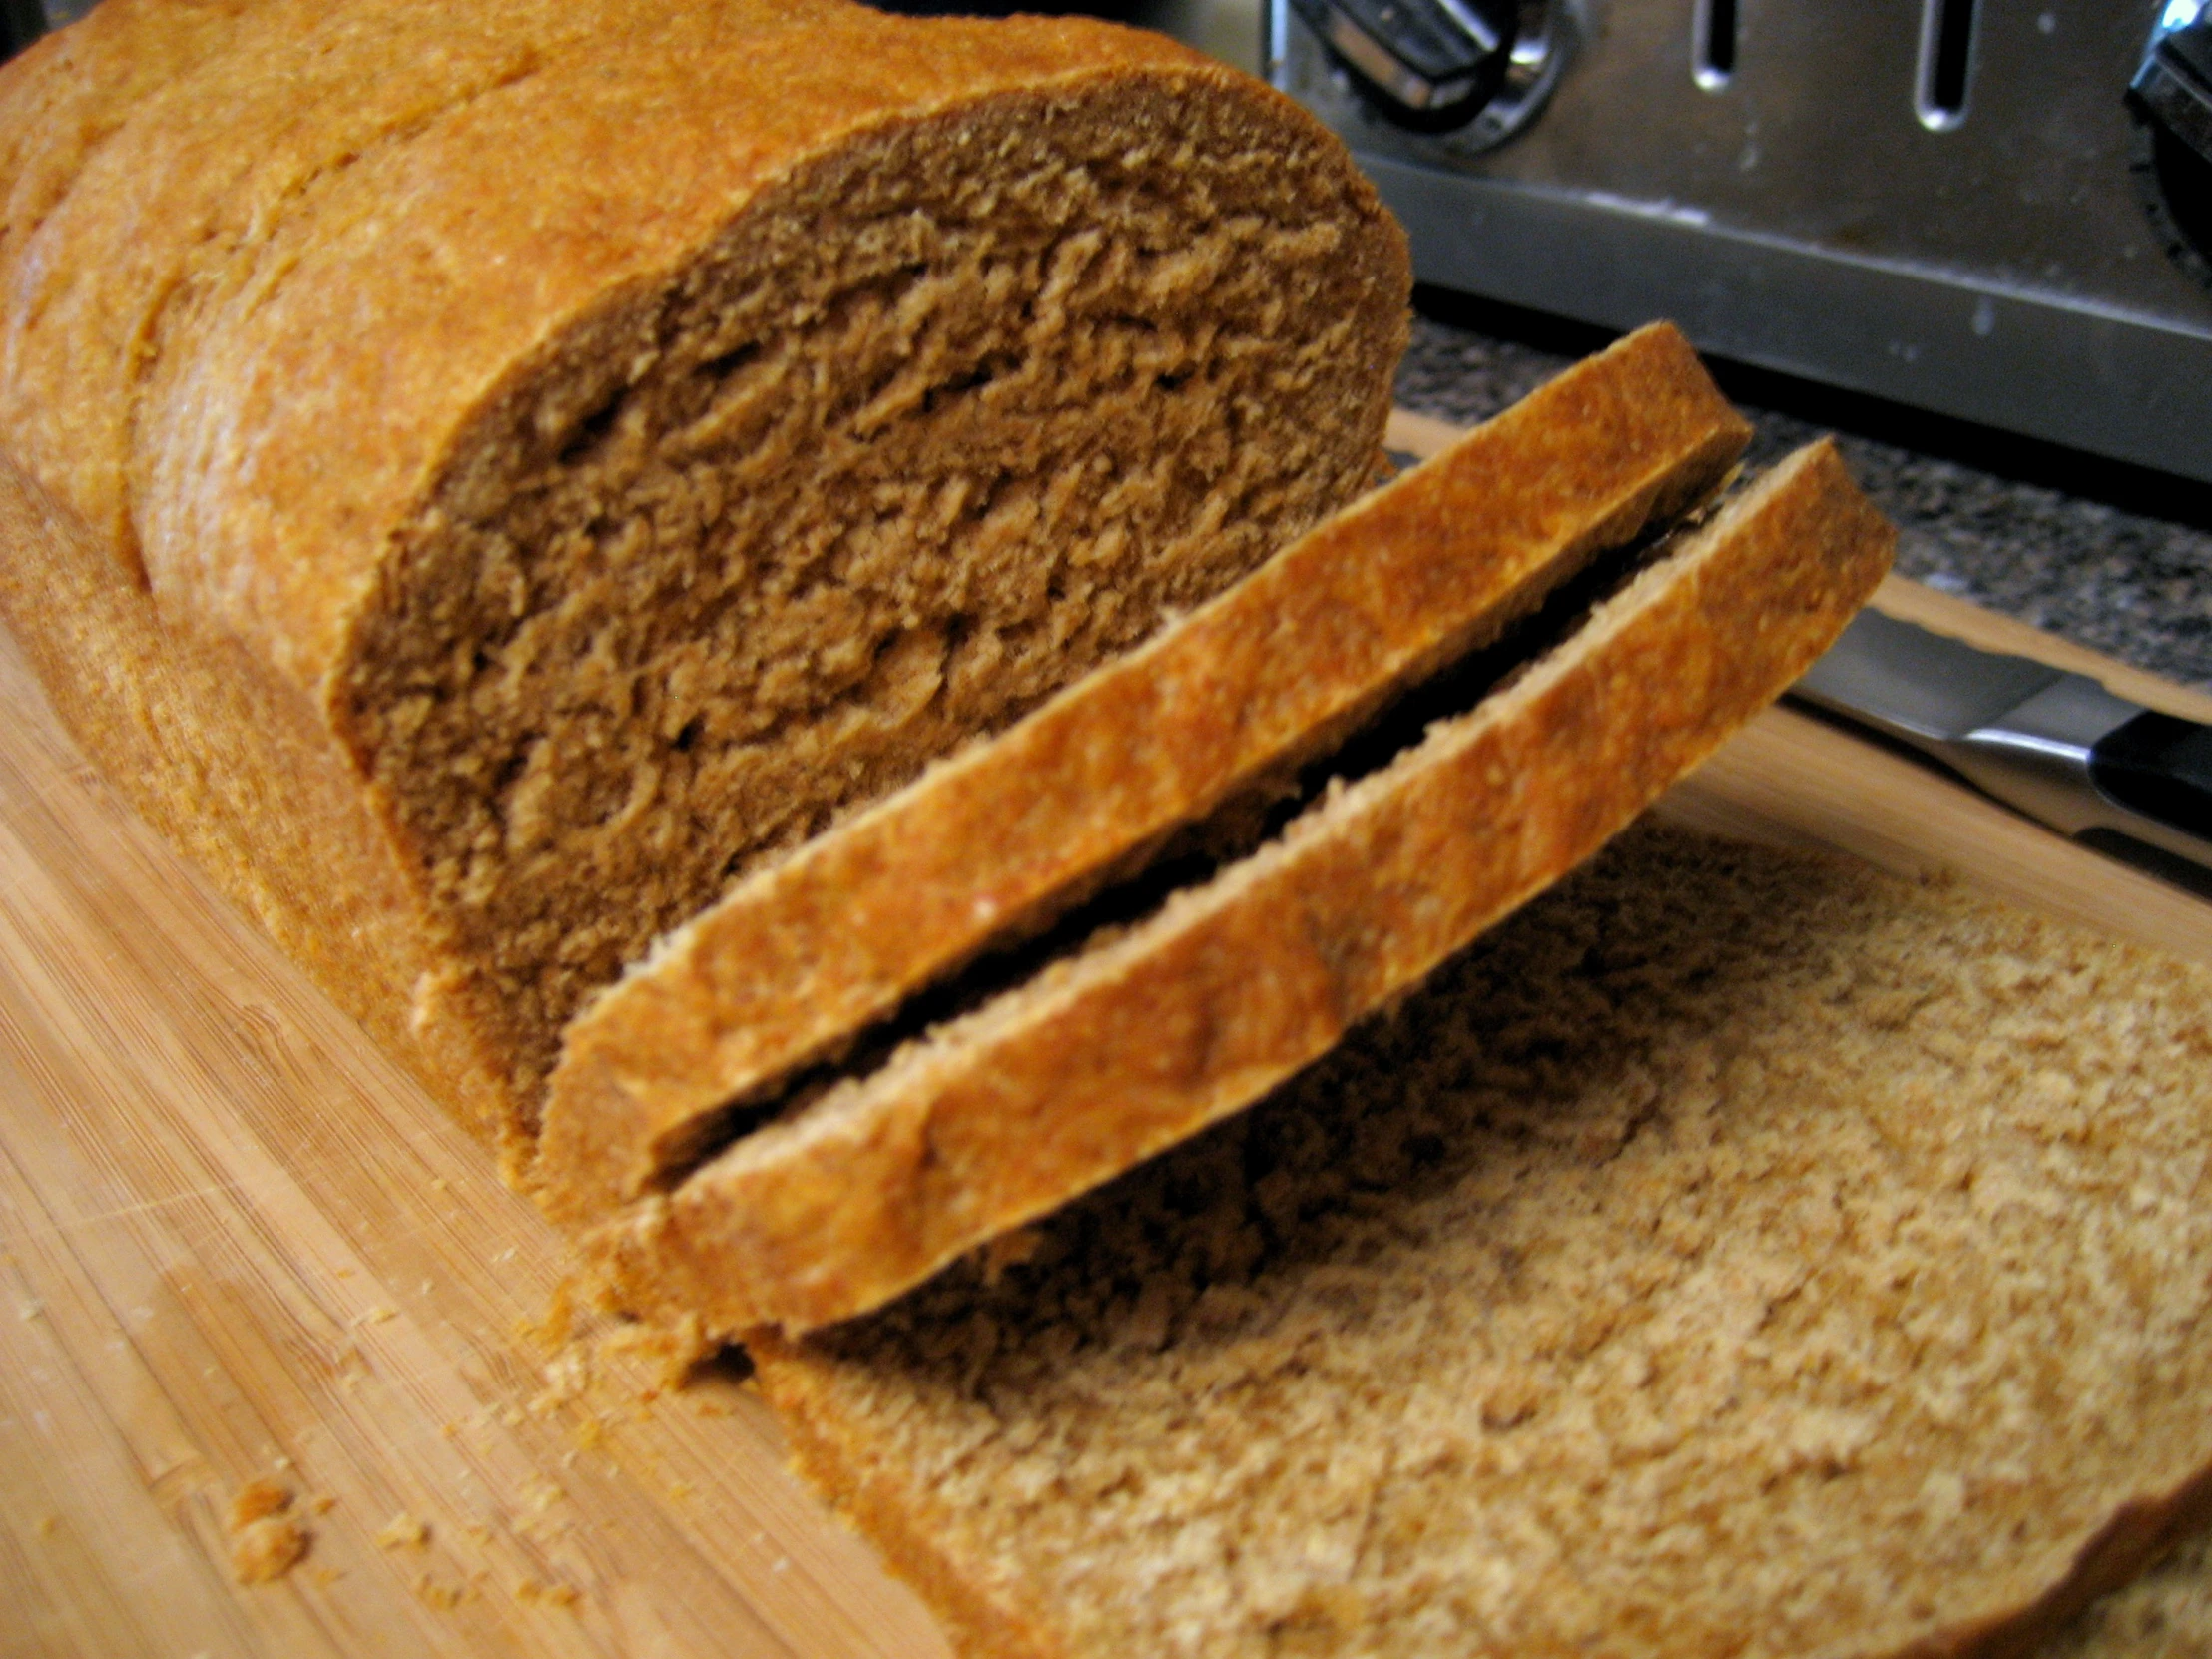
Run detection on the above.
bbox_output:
[0,0,1400,697]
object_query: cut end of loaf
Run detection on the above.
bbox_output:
[331,64,1409,1124]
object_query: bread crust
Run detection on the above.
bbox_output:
[0,0,1406,1154]
[536,322,1753,1228]
[0,448,522,1146]
[747,827,2212,1659]
[590,440,1895,1337]
[760,1340,1077,1659]
[1,0,1221,679]
[1890,1463,2212,1659]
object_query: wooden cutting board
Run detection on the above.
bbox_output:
[5,449,2210,1656]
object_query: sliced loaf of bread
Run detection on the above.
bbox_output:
[754,825,2212,1659]
[0,0,1407,1162]
[586,439,1893,1339]
[535,321,1754,1229]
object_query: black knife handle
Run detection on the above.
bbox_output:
[2089,710,2212,834]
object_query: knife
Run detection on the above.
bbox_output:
[1789,608,2212,880]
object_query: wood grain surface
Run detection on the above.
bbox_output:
[0,624,948,1657]
[5,424,2210,1656]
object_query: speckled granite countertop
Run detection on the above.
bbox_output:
[1396,300,2212,697]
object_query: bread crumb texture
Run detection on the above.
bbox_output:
[374,1511,430,1551]
[342,56,1400,1102]
[757,827,2212,1659]
[228,1480,309,1585]
[0,0,1405,1146]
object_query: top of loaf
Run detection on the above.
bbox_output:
[0,0,1410,1135]
[0,0,1326,692]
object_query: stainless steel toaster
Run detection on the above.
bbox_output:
[1268,0,2212,484]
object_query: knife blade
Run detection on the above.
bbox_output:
[1789,608,2212,879]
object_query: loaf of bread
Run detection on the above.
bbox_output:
[587,438,1893,1339]
[535,321,1754,1230]
[0,0,1408,1166]
[754,825,2212,1659]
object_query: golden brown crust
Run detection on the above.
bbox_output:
[591,441,1896,1338]
[1894,1465,2212,1659]
[1,0,1219,676]
[0,0,1404,1156]
[0,448,520,1149]
[761,1380,2212,1659]
[536,322,1753,1229]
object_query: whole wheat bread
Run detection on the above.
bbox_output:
[588,439,1893,1339]
[2041,1531,2212,1657]
[535,321,1753,1229]
[0,0,1407,1165]
[753,825,2212,1659]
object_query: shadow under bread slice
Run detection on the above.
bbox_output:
[534,321,1752,1229]
[584,438,1894,1340]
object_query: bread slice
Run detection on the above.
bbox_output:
[752,825,2212,1659]
[2042,1530,2212,1657]
[585,438,1893,1339]
[0,0,1407,1160]
[535,321,1754,1229]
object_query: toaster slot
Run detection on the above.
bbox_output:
[1691,0,1737,92]
[1916,0,1979,130]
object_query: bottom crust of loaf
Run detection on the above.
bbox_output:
[753,826,2212,1659]
[0,450,522,1157]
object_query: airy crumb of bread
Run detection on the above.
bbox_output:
[755,827,2212,1659]
[339,59,1406,1113]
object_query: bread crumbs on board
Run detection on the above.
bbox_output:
[228,1479,308,1585]
[412,1572,465,1609]
[516,1576,583,1608]
[374,1512,430,1550]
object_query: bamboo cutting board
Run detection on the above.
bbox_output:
[5,478,2212,1655]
